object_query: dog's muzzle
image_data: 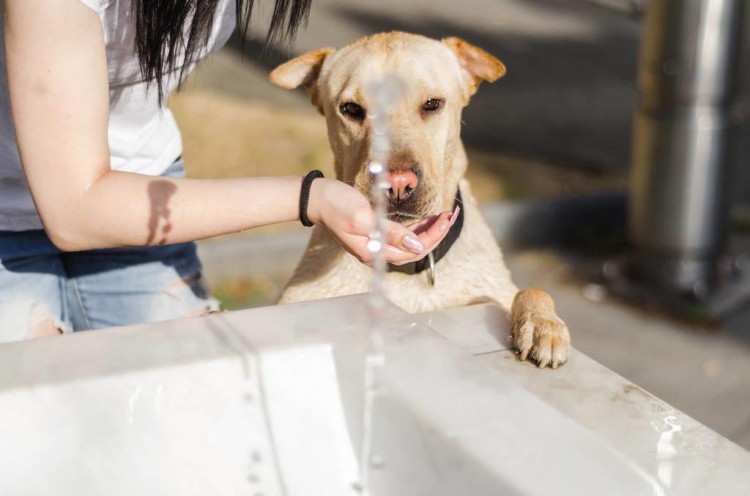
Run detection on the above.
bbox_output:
[381,166,426,222]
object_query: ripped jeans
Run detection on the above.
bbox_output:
[0,161,219,344]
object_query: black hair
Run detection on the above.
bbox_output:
[133,0,312,102]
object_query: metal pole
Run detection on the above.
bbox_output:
[629,0,745,295]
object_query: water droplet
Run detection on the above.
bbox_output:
[367,239,382,253]
[582,283,607,302]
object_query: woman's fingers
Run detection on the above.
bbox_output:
[384,219,433,256]
[413,210,455,250]
[406,213,442,236]
[382,210,455,265]
[408,206,460,236]
[328,186,458,266]
[315,180,463,267]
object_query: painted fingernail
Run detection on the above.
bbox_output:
[449,206,461,228]
[403,235,425,254]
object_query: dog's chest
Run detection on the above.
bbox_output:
[382,254,500,313]
[383,273,458,313]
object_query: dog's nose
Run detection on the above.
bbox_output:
[387,169,419,201]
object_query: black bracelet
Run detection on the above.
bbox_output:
[299,170,324,227]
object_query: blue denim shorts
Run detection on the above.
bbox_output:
[0,159,219,344]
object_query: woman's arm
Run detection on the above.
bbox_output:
[3,0,451,262]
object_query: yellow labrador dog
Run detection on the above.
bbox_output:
[270,32,570,368]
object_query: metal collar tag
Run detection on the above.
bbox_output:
[426,252,436,286]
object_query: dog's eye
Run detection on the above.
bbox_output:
[422,99,443,113]
[339,102,366,121]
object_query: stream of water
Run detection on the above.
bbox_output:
[356,74,407,495]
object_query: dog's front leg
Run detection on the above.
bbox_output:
[509,288,570,369]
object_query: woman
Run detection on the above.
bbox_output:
[0,0,452,342]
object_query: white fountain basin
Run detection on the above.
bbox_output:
[1,295,748,495]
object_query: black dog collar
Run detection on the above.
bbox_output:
[388,187,464,281]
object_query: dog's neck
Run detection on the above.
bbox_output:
[387,186,464,281]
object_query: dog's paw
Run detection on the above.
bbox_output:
[511,313,570,369]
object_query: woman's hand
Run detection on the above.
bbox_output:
[307,178,454,265]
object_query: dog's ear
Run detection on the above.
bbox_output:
[269,48,336,112]
[442,37,506,102]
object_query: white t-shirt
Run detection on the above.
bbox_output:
[0,0,236,231]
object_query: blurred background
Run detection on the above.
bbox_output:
[169,0,750,450]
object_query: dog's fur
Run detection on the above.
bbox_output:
[270,32,570,368]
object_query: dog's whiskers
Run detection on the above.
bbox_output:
[387,212,422,221]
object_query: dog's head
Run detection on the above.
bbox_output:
[270,32,505,223]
